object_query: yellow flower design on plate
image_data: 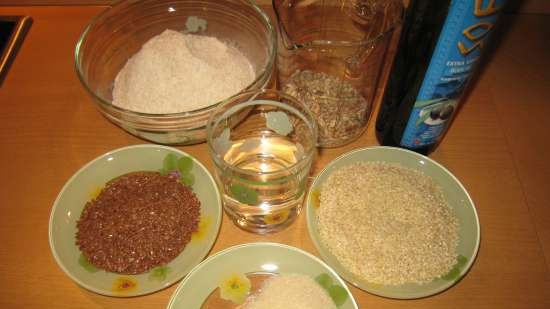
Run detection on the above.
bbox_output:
[191,216,212,241]
[89,186,103,200]
[264,210,290,225]
[219,272,251,304]
[112,277,138,293]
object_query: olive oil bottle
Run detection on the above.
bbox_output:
[375,0,506,154]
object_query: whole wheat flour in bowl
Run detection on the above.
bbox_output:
[113,29,255,114]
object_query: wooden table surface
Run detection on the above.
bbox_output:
[1,5,549,309]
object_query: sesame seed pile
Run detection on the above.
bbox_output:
[317,161,459,285]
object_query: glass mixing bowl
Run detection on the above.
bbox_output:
[75,0,276,145]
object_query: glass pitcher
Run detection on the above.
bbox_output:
[273,0,403,147]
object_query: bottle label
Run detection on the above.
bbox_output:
[400,0,505,148]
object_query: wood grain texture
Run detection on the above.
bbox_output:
[485,14,550,272]
[0,4,549,309]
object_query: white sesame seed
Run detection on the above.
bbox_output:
[317,161,459,285]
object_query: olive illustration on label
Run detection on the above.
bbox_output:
[430,108,442,120]
[418,99,457,126]
[439,104,455,120]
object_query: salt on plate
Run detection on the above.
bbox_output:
[241,273,337,309]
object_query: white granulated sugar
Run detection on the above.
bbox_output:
[112,29,255,114]
[242,274,337,309]
[317,161,459,286]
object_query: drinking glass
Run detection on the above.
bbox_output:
[206,89,318,233]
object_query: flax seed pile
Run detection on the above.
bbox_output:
[76,171,200,274]
[317,161,459,285]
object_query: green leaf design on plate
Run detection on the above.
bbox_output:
[180,173,195,186]
[315,273,333,290]
[230,184,258,205]
[177,156,193,174]
[163,153,178,171]
[315,273,347,307]
[442,255,468,281]
[328,285,348,307]
[78,253,99,273]
[148,266,171,281]
[160,154,195,186]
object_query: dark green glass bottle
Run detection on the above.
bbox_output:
[375,0,506,155]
